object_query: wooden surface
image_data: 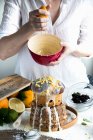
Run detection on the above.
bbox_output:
[0,129,60,140]
[0,74,31,100]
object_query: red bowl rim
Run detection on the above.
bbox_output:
[29,47,64,57]
[28,34,63,57]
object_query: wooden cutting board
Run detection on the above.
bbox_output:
[0,74,31,100]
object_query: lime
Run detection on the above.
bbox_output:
[9,98,25,113]
[5,109,18,123]
[0,108,8,118]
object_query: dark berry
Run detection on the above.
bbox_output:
[71,92,90,104]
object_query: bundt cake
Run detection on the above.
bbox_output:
[30,76,67,132]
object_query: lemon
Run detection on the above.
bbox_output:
[9,98,25,113]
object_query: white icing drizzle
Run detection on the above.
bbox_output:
[54,107,61,131]
[49,95,61,131]
[39,106,46,131]
[47,106,52,132]
[54,96,61,131]
[32,93,37,129]
[46,94,52,132]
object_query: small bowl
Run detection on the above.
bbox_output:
[66,82,93,112]
[28,34,64,65]
[24,129,40,139]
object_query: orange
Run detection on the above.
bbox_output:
[23,90,34,108]
[0,98,9,108]
[40,5,47,10]
[38,5,48,18]
[17,90,34,108]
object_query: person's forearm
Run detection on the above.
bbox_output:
[72,43,93,57]
[0,22,34,60]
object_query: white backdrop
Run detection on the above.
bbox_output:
[0,0,93,79]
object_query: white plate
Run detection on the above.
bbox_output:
[65,82,93,112]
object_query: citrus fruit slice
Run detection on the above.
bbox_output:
[9,98,25,113]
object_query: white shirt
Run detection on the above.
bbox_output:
[0,0,93,87]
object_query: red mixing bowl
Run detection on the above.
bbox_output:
[28,34,64,65]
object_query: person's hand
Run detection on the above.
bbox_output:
[28,5,51,32]
[47,42,76,66]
